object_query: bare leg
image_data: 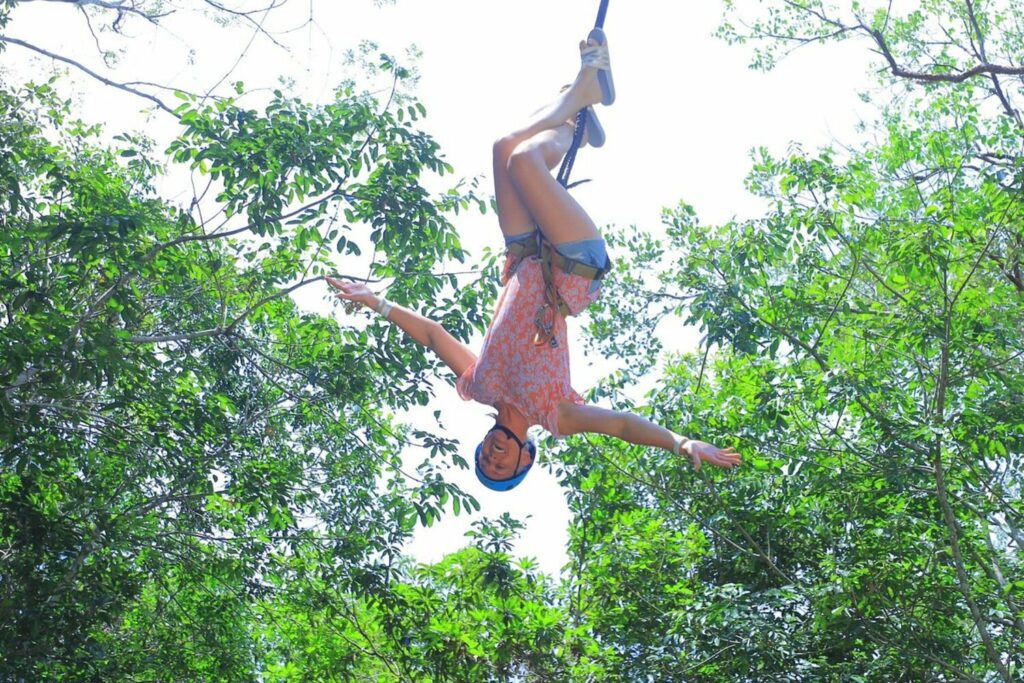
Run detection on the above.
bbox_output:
[507,129,601,244]
[492,38,604,242]
[492,124,574,239]
[508,43,603,145]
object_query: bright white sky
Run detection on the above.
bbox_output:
[5,0,872,576]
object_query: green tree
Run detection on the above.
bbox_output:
[561,1,1022,680]
[4,0,1023,681]
[0,49,492,679]
[256,515,577,682]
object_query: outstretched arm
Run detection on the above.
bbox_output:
[328,277,476,378]
[557,402,741,471]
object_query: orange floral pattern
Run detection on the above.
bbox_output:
[457,253,601,438]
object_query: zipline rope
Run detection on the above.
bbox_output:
[556,0,611,190]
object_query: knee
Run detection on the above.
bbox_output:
[506,139,544,179]
[493,136,519,168]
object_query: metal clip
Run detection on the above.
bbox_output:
[533,303,558,348]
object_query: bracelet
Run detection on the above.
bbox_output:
[374,297,393,319]
[673,434,691,456]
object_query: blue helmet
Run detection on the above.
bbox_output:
[474,425,536,492]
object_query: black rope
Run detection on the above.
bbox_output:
[556,110,587,189]
[556,0,611,189]
[594,0,610,29]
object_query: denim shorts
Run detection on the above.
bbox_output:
[505,230,608,293]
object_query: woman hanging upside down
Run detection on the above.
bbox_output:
[329,31,740,491]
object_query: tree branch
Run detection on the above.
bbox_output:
[961,0,1020,129]
[127,275,326,343]
[28,0,173,26]
[201,0,290,51]
[580,434,797,586]
[933,304,1012,682]
[811,248,860,352]
[709,258,932,461]
[200,0,285,100]
[0,34,177,115]
[867,25,1024,84]
[75,2,104,55]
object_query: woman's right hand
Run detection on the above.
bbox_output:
[684,439,741,471]
[327,276,377,309]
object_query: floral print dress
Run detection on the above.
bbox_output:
[457,252,601,438]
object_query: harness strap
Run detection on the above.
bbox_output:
[506,238,608,281]
[506,234,611,347]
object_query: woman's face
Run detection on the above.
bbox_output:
[478,428,532,480]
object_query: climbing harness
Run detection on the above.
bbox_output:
[507,233,610,347]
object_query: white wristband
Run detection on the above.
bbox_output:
[375,297,393,319]
[673,434,691,456]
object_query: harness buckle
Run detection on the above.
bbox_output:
[506,231,608,347]
[533,302,558,348]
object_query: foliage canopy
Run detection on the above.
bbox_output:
[1,0,1022,680]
